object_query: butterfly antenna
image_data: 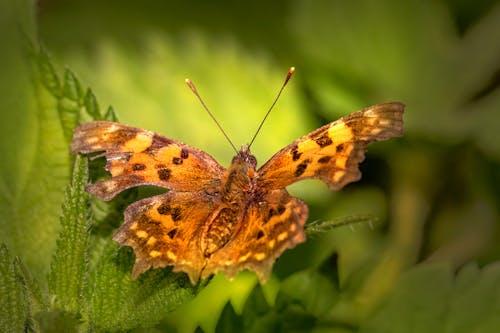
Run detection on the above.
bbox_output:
[248,67,295,148]
[186,78,239,154]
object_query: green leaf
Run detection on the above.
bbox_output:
[38,48,62,98]
[0,244,28,332]
[104,105,118,122]
[360,262,500,333]
[48,155,90,315]
[84,88,102,120]
[62,69,84,102]
[87,242,198,331]
[58,70,84,142]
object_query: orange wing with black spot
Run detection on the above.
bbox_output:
[71,121,224,200]
[257,102,404,190]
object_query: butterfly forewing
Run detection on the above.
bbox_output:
[71,121,224,200]
[256,102,404,190]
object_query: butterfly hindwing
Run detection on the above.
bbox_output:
[257,102,404,190]
[113,191,217,283]
[71,121,224,200]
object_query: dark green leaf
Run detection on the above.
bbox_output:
[280,269,339,317]
[215,302,244,333]
[241,284,271,322]
[215,284,316,333]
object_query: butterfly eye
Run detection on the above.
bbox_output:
[247,155,257,168]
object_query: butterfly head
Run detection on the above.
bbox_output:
[232,145,257,169]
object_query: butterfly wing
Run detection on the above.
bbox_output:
[71,121,224,200]
[257,102,404,190]
[113,191,217,284]
[202,189,308,282]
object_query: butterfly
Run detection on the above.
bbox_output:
[71,71,404,284]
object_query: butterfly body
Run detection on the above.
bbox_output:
[201,148,255,256]
[71,102,404,283]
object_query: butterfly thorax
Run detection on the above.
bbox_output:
[201,146,257,256]
[223,145,257,201]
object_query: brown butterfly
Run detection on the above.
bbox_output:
[71,70,404,284]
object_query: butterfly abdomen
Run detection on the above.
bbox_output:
[202,206,241,256]
[201,150,258,256]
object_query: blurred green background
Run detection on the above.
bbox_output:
[1,0,500,332]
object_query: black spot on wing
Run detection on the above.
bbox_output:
[157,204,182,222]
[294,160,310,177]
[291,145,302,161]
[148,134,175,150]
[314,132,333,148]
[157,168,171,181]
[132,163,147,171]
[264,204,287,223]
[167,228,177,239]
[171,207,182,221]
[110,128,141,144]
[318,156,331,164]
[157,203,171,215]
